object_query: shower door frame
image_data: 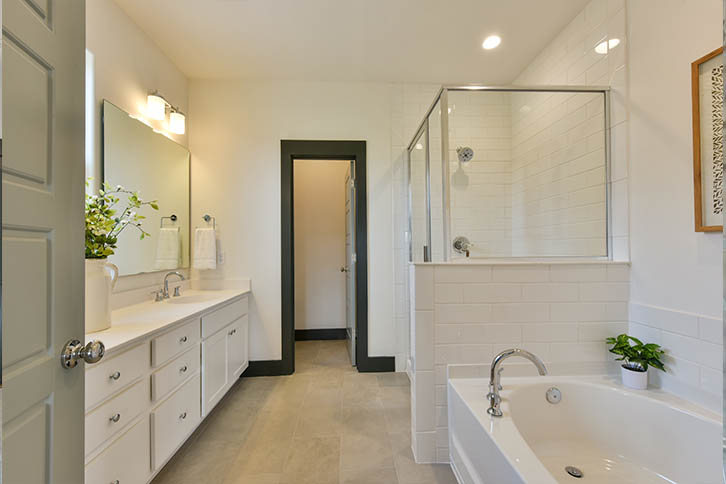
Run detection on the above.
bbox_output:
[407,85,613,262]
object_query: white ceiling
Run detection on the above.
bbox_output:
[112,0,589,83]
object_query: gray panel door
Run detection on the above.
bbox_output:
[345,162,356,366]
[2,0,87,482]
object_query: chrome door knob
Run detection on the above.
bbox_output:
[61,339,105,369]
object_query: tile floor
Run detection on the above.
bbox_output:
[152,340,456,484]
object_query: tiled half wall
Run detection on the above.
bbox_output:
[409,261,629,463]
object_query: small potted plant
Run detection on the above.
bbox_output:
[606,334,665,390]
[85,180,157,332]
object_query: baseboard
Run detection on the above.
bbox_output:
[357,355,395,373]
[295,328,347,341]
[243,359,292,377]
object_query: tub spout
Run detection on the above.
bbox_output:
[486,348,547,417]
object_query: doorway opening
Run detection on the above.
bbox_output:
[275,140,394,374]
[293,159,353,369]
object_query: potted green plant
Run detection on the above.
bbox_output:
[605,333,665,390]
[85,181,157,333]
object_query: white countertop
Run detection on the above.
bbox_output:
[85,288,250,355]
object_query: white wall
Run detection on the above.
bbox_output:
[293,160,348,330]
[189,80,396,361]
[627,0,723,410]
[86,0,190,293]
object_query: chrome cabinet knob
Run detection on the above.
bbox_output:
[61,339,105,369]
[340,266,349,273]
[111,480,120,484]
[109,413,121,423]
[179,336,188,343]
[179,412,187,420]
[110,371,121,380]
[180,365,188,373]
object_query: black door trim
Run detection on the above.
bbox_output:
[251,140,394,375]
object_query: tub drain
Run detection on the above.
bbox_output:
[565,466,583,478]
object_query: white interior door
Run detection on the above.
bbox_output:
[344,162,356,366]
[3,1,87,482]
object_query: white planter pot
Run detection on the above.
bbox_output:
[85,259,119,333]
[621,365,648,390]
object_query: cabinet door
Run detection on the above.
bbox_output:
[227,315,248,381]
[201,329,228,416]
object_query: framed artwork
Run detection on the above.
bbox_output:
[692,46,724,232]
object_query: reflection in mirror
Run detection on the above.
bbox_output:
[103,100,190,276]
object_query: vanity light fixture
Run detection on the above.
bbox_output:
[146,90,186,135]
[595,38,620,54]
[482,35,502,50]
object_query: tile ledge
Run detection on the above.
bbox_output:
[411,259,631,266]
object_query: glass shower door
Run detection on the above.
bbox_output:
[408,126,431,262]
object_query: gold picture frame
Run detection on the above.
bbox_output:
[692,46,724,232]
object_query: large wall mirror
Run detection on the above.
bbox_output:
[103,100,190,276]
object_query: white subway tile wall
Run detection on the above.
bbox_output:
[409,261,629,463]
[629,302,722,411]
[514,0,629,260]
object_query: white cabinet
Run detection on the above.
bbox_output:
[201,302,249,416]
[85,292,249,484]
[151,374,201,470]
[85,417,151,484]
[228,315,249,380]
[202,327,229,415]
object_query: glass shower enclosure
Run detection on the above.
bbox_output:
[407,86,612,262]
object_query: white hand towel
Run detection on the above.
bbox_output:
[193,227,217,270]
[154,227,181,270]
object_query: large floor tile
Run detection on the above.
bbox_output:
[151,341,457,484]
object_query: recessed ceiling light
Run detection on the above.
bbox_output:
[482,35,501,50]
[595,38,620,54]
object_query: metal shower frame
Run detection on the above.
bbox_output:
[406,84,612,262]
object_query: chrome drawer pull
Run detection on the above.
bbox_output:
[109,413,121,423]
[179,336,188,343]
[110,371,121,380]
[229,329,237,335]
[180,365,188,373]
[179,412,187,420]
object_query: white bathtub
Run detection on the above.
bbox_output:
[448,376,722,484]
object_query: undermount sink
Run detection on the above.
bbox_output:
[165,293,219,304]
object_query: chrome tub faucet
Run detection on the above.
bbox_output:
[487,348,547,417]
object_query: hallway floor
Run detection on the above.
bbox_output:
[152,340,456,484]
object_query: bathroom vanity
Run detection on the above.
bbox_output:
[82,288,250,484]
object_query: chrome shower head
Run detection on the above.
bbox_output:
[456,146,474,163]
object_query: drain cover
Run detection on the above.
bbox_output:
[565,466,583,478]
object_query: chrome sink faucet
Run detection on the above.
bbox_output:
[163,271,185,299]
[486,348,547,417]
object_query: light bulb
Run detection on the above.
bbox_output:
[169,111,186,135]
[147,94,166,120]
[482,35,502,50]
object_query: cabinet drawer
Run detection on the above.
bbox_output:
[85,416,150,484]
[152,344,200,402]
[202,297,247,339]
[152,318,200,367]
[85,379,148,456]
[85,342,148,411]
[151,373,201,470]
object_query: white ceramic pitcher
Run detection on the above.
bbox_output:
[85,259,119,333]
